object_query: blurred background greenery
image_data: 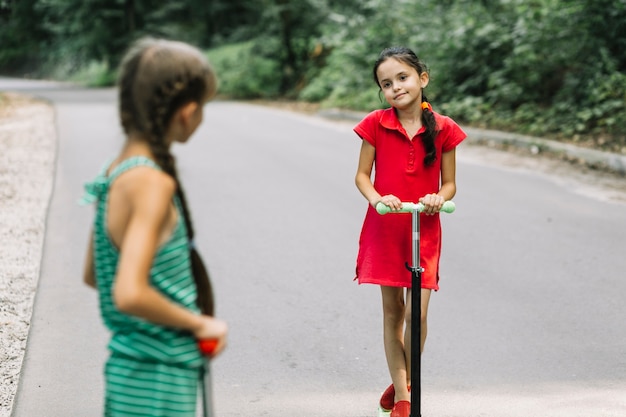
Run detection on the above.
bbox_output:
[1,0,624,152]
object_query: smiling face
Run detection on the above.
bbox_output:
[376,57,429,110]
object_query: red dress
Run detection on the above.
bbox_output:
[354,108,466,289]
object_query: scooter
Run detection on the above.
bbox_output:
[198,339,219,417]
[375,201,456,417]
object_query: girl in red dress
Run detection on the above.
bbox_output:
[354,46,466,417]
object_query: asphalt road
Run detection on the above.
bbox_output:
[6,82,626,417]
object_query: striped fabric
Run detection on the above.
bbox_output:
[105,356,199,416]
[85,157,203,417]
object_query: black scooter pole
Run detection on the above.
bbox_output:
[200,359,214,417]
[376,201,456,417]
[408,208,423,417]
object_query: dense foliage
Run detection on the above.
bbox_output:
[1,0,624,151]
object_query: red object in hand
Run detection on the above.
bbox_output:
[198,339,219,356]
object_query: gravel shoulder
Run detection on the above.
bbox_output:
[0,93,56,417]
[0,93,624,417]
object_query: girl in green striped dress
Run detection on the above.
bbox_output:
[81,38,228,417]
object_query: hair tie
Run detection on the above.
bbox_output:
[421,101,433,112]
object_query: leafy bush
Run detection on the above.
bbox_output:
[302,0,625,149]
[299,0,440,109]
[68,61,117,87]
[206,41,281,99]
[2,0,624,150]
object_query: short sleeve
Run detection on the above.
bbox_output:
[354,110,383,147]
[438,115,467,152]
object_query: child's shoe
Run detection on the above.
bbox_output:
[379,384,395,412]
[390,400,411,417]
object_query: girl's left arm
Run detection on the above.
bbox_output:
[439,148,457,200]
[420,148,457,214]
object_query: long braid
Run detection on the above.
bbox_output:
[421,94,438,166]
[151,150,215,316]
[157,152,215,316]
[118,38,217,316]
[146,77,215,316]
[175,183,215,316]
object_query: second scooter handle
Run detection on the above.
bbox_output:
[375,200,456,215]
[198,339,219,356]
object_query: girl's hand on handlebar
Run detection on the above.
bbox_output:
[376,194,402,211]
[194,316,228,358]
[419,194,445,215]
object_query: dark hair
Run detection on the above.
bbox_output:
[373,46,438,166]
[117,38,218,315]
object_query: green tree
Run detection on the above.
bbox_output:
[38,0,212,72]
[298,0,625,145]
[201,0,261,45]
[35,0,264,76]
[299,0,443,109]
[0,0,49,74]
[580,0,626,72]
[205,0,327,98]
[251,0,326,95]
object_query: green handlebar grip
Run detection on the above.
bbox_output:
[376,200,456,215]
[441,201,456,213]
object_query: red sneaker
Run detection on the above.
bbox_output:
[379,384,395,411]
[390,400,411,417]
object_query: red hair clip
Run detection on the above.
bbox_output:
[421,101,432,112]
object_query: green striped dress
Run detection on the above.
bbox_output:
[81,157,204,417]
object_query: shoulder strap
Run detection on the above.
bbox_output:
[108,156,162,183]
[109,156,183,212]
[79,157,163,206]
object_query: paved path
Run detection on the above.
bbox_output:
[5,81,626,416]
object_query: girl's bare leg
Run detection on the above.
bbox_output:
[404,288,432,386]
[381,286,410,403]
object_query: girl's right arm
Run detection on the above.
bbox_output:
[355,140,401,210]
[112,170,227,352]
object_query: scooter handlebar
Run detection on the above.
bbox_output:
[376,200,456,215]
[198,339,219,356]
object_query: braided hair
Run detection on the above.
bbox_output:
[373,46,438,166]
[117,38,218,315]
